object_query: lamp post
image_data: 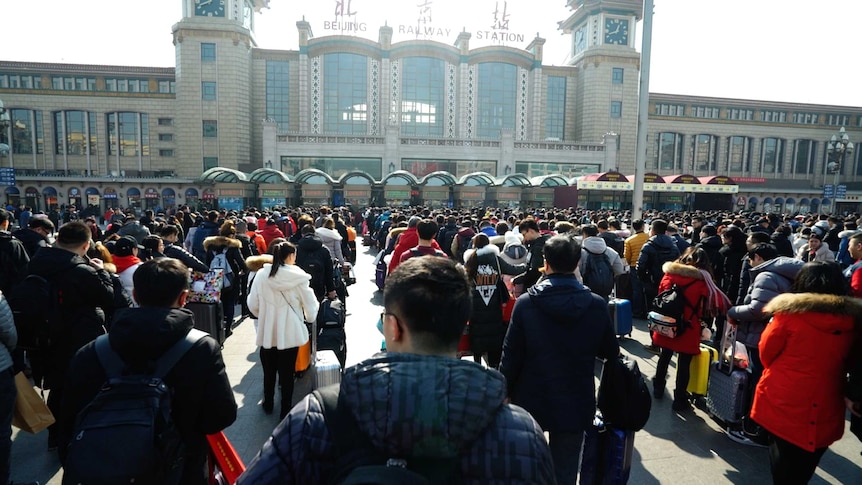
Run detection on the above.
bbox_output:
[827,126,854,212]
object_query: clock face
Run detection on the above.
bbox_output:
[604,18,629,45]
[195,0,225,17]
[574,26,587,54]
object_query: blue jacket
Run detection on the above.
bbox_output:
[500,274,619,433]
[238,353,555,484]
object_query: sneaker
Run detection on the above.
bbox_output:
[644,344,661,355]
[725,428,768,448]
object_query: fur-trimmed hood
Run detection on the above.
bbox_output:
[839,228,862,239]
[463,243,500,262]
[202,235,242,250]
[765,292,862,318]
[661,261,705,280]
[245,254,273,272]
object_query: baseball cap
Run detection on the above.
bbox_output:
[113,236,144,256]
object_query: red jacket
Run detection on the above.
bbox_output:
[751,293,860,452]
[651,262,709,355]
[260,223,285,249]
[388,227,441,273]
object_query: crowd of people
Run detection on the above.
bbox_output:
[0,201,860,483]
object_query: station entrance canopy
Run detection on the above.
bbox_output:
[576,172,738,194]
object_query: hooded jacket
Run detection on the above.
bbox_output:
[751,293,861,452]
[797,241,836,263]
[727,256,805,347]
[651,262,710,355]
[27,246,117,388]
[260,222,285,250]
[60,307,237,483]
[315,226,345,265]
[237,353,556,484]
[203,236,248,299]
[578,236,625,283]
[247,262,318,350]
[636,234,681,287]
[697,234,725,279]
[500,274,620,432]
[191,220,221,260]
[164,241,209,273]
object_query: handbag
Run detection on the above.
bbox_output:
[188,270,225,303]
[282,294,312,373]
[12,371,55,434]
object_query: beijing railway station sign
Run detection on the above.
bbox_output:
[321,0,530,45]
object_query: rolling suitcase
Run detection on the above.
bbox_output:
[374,251,387,290]
[579,414,635,485]
[310,312,342,389]
[186,302,225,346]
[706,323,748,425]
[687,343,718,396]
[614,272,633,301]
[607,297,633,338]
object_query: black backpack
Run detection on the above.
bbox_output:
[582,248,614,299]
[597,355,652,432]
[315,385,462,485]
[648,281,697,338]
[62,329,208,485]
[7,273,59,352]
[296,249,326,294]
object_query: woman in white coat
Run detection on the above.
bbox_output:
[315,217,345,265]
[247,240,319,418]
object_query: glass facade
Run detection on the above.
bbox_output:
[402,159,496,178]
[323,53,367,134]
[655,132,684,170]
[9,109,43,155]
[546,76,566,140]
[266,60,289,132]
[515,162,599,178]
[693,134,718,172]
[280,157,381,180]
[793,139,816,175]
[761,138,785,174]
[53,110,97,155]
[476,62,517,139]
[400,57,444,137]
[107,112,148,156]
[728,136,751,173]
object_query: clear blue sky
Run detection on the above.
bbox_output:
[3,0,861,106]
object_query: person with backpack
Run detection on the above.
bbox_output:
[203,220,248,338]
[451,219,476,263]
[397,218,448,264]
[637,219,681,353]
[191,211,221,261]
[295,223,337,301]
[389,216,443,272]
[500,234,620,485]
[651,247,730,412]
[238,256,555,484]
[579,224,625,301]
[59,258,237,485]
[463,233,525,369]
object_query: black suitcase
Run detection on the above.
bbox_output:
[186,302,224,346]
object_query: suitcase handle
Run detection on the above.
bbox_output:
[717,320,737,375]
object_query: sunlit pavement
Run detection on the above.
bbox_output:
[10,243,861,483]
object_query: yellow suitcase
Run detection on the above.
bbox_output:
[688,344,718,396]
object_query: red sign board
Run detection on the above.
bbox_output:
[144,188,159,199]
[734,177,767,184]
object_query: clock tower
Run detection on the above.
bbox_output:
[559,0,642,174]
[172,1,268,175]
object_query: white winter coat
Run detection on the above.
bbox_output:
[247,263,320,350]
[315,227,345,264]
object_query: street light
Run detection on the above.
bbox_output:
[827,126,854,210]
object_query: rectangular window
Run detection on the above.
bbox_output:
[105,79,116,91]
[201,43,216,62]
[159,149,174,157]
[761,110,787,123]
[87,78,96,91]
[202,81,217,100]
[610,101,622,118]
[612,68,624,84]
[828,114,849,126]
[727,136,751,172]
[545,76,566,140]
[202,120,218,137]
[793,140,816,175]
[266,60,290,131]
[20,76,32,89]
[0,75,7,88]
[655,103,685,116]
[139,80,149,93]
[157,118,173,126]
[158,133,173,141]
[203,157,219,171]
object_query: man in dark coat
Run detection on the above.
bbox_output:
[60,259,237,484]
[12,216,53,258]
[26,221,118,449]
[238,257,555,484]
[295,224,336,300]
[159,224,209,273]
[696,224,724,280]
[191,210,221,261]
[516,218,550,290]
[501,234,619,485]
[0,208,29,296]
[636,219,681,308]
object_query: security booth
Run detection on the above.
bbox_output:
[249,168,293,209]
[637,173,666,210]
[126,188,141,212]
[216,187,252,212]
[184,188,200,211]
[381,171,418,207]
[693,176,738,211]
[493,173,531,209]
[143,188,160,210]
[198,168,252,211]
[656,174,701,211]
[419,172,457,209]
[201,188,217,210]
[455,172,494,209]
[576,172,632,210]
[339,171,375,208]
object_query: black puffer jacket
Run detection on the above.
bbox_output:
[27,246,116,388]
[60,307,237,484]
[163,241,209,273]
[500,274,619,433]
[295,234,335,299]
[636,234,680,288]
[238,353,555,484]
[11,227,49,259]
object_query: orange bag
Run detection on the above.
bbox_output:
[295,339,311,372]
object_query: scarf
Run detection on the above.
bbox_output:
[699,268,732,317]
[113,254,142,274]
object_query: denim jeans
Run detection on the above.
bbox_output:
[0,368,17,485]
[549,430,584,485]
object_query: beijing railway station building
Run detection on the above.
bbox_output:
[1,0,861,214]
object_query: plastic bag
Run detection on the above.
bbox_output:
[724,341,750,370]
